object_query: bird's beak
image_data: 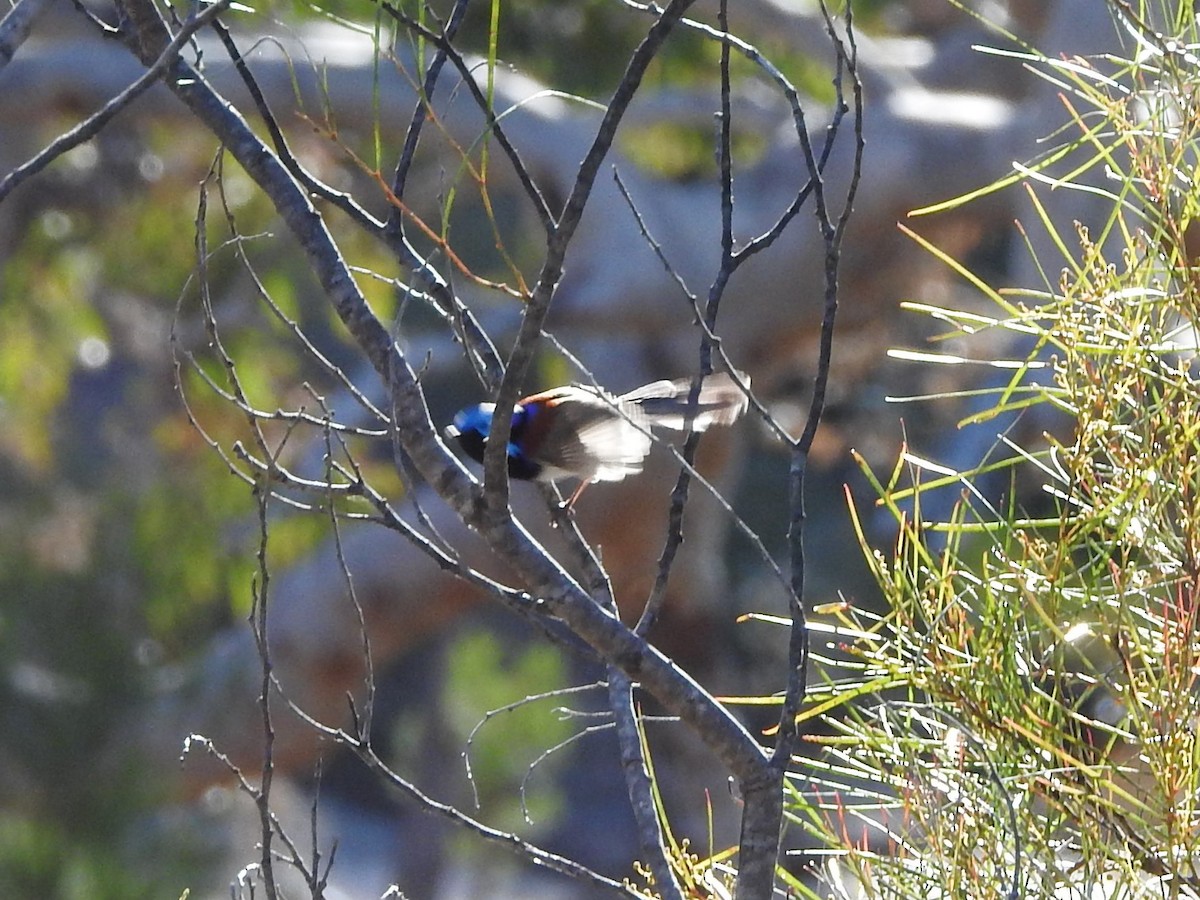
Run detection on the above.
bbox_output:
[444,424,461,440]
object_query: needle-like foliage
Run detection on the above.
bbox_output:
[775,3,1200,896]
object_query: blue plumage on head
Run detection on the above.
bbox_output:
[445,402,543,480]
[452,403,495,438]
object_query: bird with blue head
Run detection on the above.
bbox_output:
[445,371,749,508]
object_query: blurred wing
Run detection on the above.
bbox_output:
[620,371,749,431]
[567,414,652,481]
[524,387,652,482]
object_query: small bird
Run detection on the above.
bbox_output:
[446,371,749,507]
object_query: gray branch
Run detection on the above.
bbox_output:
[0,0,55,73]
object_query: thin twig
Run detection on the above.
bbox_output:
[324,421,378,743]
[462,682,607,810]
[0,0,56,73]
[210,16,505,390]
[274,698,636,896]
[181,734,324,893]
[381,2,555,233]
[618,0,849,265]
[609,168,788,440]
[0,0,233,203]
[189,176,292,898]
[749,20,863,900]
[389,0,470,200]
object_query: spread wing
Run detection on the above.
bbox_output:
[520,386,652,482]
[514,372,747,484]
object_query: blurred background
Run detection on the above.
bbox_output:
[0,0,1119,896]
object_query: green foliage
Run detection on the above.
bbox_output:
[0,217,107,470]
[772,3,1200,896]
[0,808,209,900]
[0,812,146,900]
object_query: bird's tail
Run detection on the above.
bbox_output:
[620,371,749,431]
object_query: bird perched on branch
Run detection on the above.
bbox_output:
[446,371,749,507]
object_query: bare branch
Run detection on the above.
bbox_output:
[0,0,232,203]
[0,0,56,73]
[109,4,854,897]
